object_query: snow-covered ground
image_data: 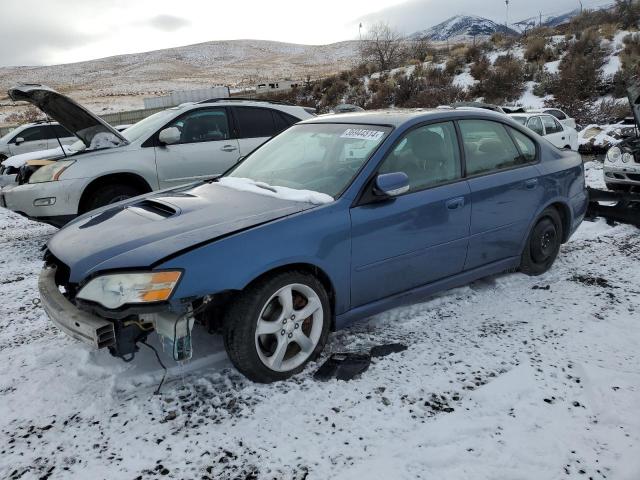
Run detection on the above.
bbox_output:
[1,162,639,479]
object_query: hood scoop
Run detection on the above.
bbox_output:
[126,199,179,220]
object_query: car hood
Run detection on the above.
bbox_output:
[8,84,128,149]
[628,80,640,131]
[48,182,318,283]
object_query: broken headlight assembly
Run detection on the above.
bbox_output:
[28,160,76,183]
[76,271,182,309]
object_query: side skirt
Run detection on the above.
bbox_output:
[335,256,520,330]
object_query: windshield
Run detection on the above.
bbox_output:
[121,108,179,142]
[511,116,527,126]
[0,126,20,144]
[225,123,391,197]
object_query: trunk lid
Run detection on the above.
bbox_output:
[7,84,128,149]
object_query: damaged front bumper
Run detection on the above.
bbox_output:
[39,265,198,361]
[38,266,116,349]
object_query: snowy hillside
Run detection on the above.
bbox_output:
[410,15,518,42]
[514,3,616,32]
[0,39,359,122]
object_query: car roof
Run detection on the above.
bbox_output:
[299,108,514,128]
[508,112,552,119]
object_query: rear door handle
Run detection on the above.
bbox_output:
[446,197,465,210]
[221,145,238,152]
[525,179,538,189]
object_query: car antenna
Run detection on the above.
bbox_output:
[47,115,68,158]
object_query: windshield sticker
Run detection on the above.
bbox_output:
[340,128,385,141]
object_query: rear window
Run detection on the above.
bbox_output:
[458,120,525,176]
[233,107,277,138]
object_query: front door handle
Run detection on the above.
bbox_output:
[525,179,538,189]
[446,197,465,210]
[221,145,238,152]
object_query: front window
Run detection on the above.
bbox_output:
[121,109,179,142]
[225,123,391,198]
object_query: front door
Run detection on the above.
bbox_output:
[9,126,49,155]
[154,107,240,188]
[458,119,543,270]
[350,121,471,307]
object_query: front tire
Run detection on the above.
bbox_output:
[520,208,563,276]
[223,271,331,383]
[82,184,141,213]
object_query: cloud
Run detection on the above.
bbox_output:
[0,24,102,66]
[145,14,191,32]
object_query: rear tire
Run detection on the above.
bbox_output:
[223,270,331,383]
[520,208,563,276]
[82,184,141,213]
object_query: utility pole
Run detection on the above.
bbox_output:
[359,23,362,42]
[539,11,543,27]
[505,0,510,34]
[578,0,583,13]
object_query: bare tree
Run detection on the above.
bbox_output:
[408,35,432,62]
[359,22,406,71]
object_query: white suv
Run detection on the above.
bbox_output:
[509,113,579,151]
[0,121,76,161]
[1,85,314,227]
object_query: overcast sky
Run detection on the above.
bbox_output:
[0,0,612,67]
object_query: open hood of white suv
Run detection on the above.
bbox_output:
[8,84,128,149]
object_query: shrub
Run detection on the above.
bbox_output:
[473,54,526,103]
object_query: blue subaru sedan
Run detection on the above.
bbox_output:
[39,109,588,382]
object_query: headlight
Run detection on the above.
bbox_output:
[29,160,75,184]
[622,152,633,164]
[77,271,182,309]
[605,147,622,163]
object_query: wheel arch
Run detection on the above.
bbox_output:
[78,172,153,214]
[547,201,572,243]
[243,262,337,330]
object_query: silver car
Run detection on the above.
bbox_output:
[0,85,314,227]
[0,121,76,162]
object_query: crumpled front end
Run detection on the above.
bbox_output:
[40,252,198,361]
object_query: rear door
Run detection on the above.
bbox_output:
[350,121,471,307]
[232,106,298,157]
[46,125,77,148]
[8,126,49,155]
[541,115,567,148]
[459,120,543,270]
[153,107,240,188]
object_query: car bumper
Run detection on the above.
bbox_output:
[38,266,116,349]
[2,179,84,220]
[603,164,640,186]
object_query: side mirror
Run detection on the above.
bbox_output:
[158,127,181,145]
[14,137,24,145]
[374,172,409,197]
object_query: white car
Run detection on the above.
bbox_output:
[0,85,314,227]
[527,108,577,129]
[0,121,77,162]
[509,113,579,151]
